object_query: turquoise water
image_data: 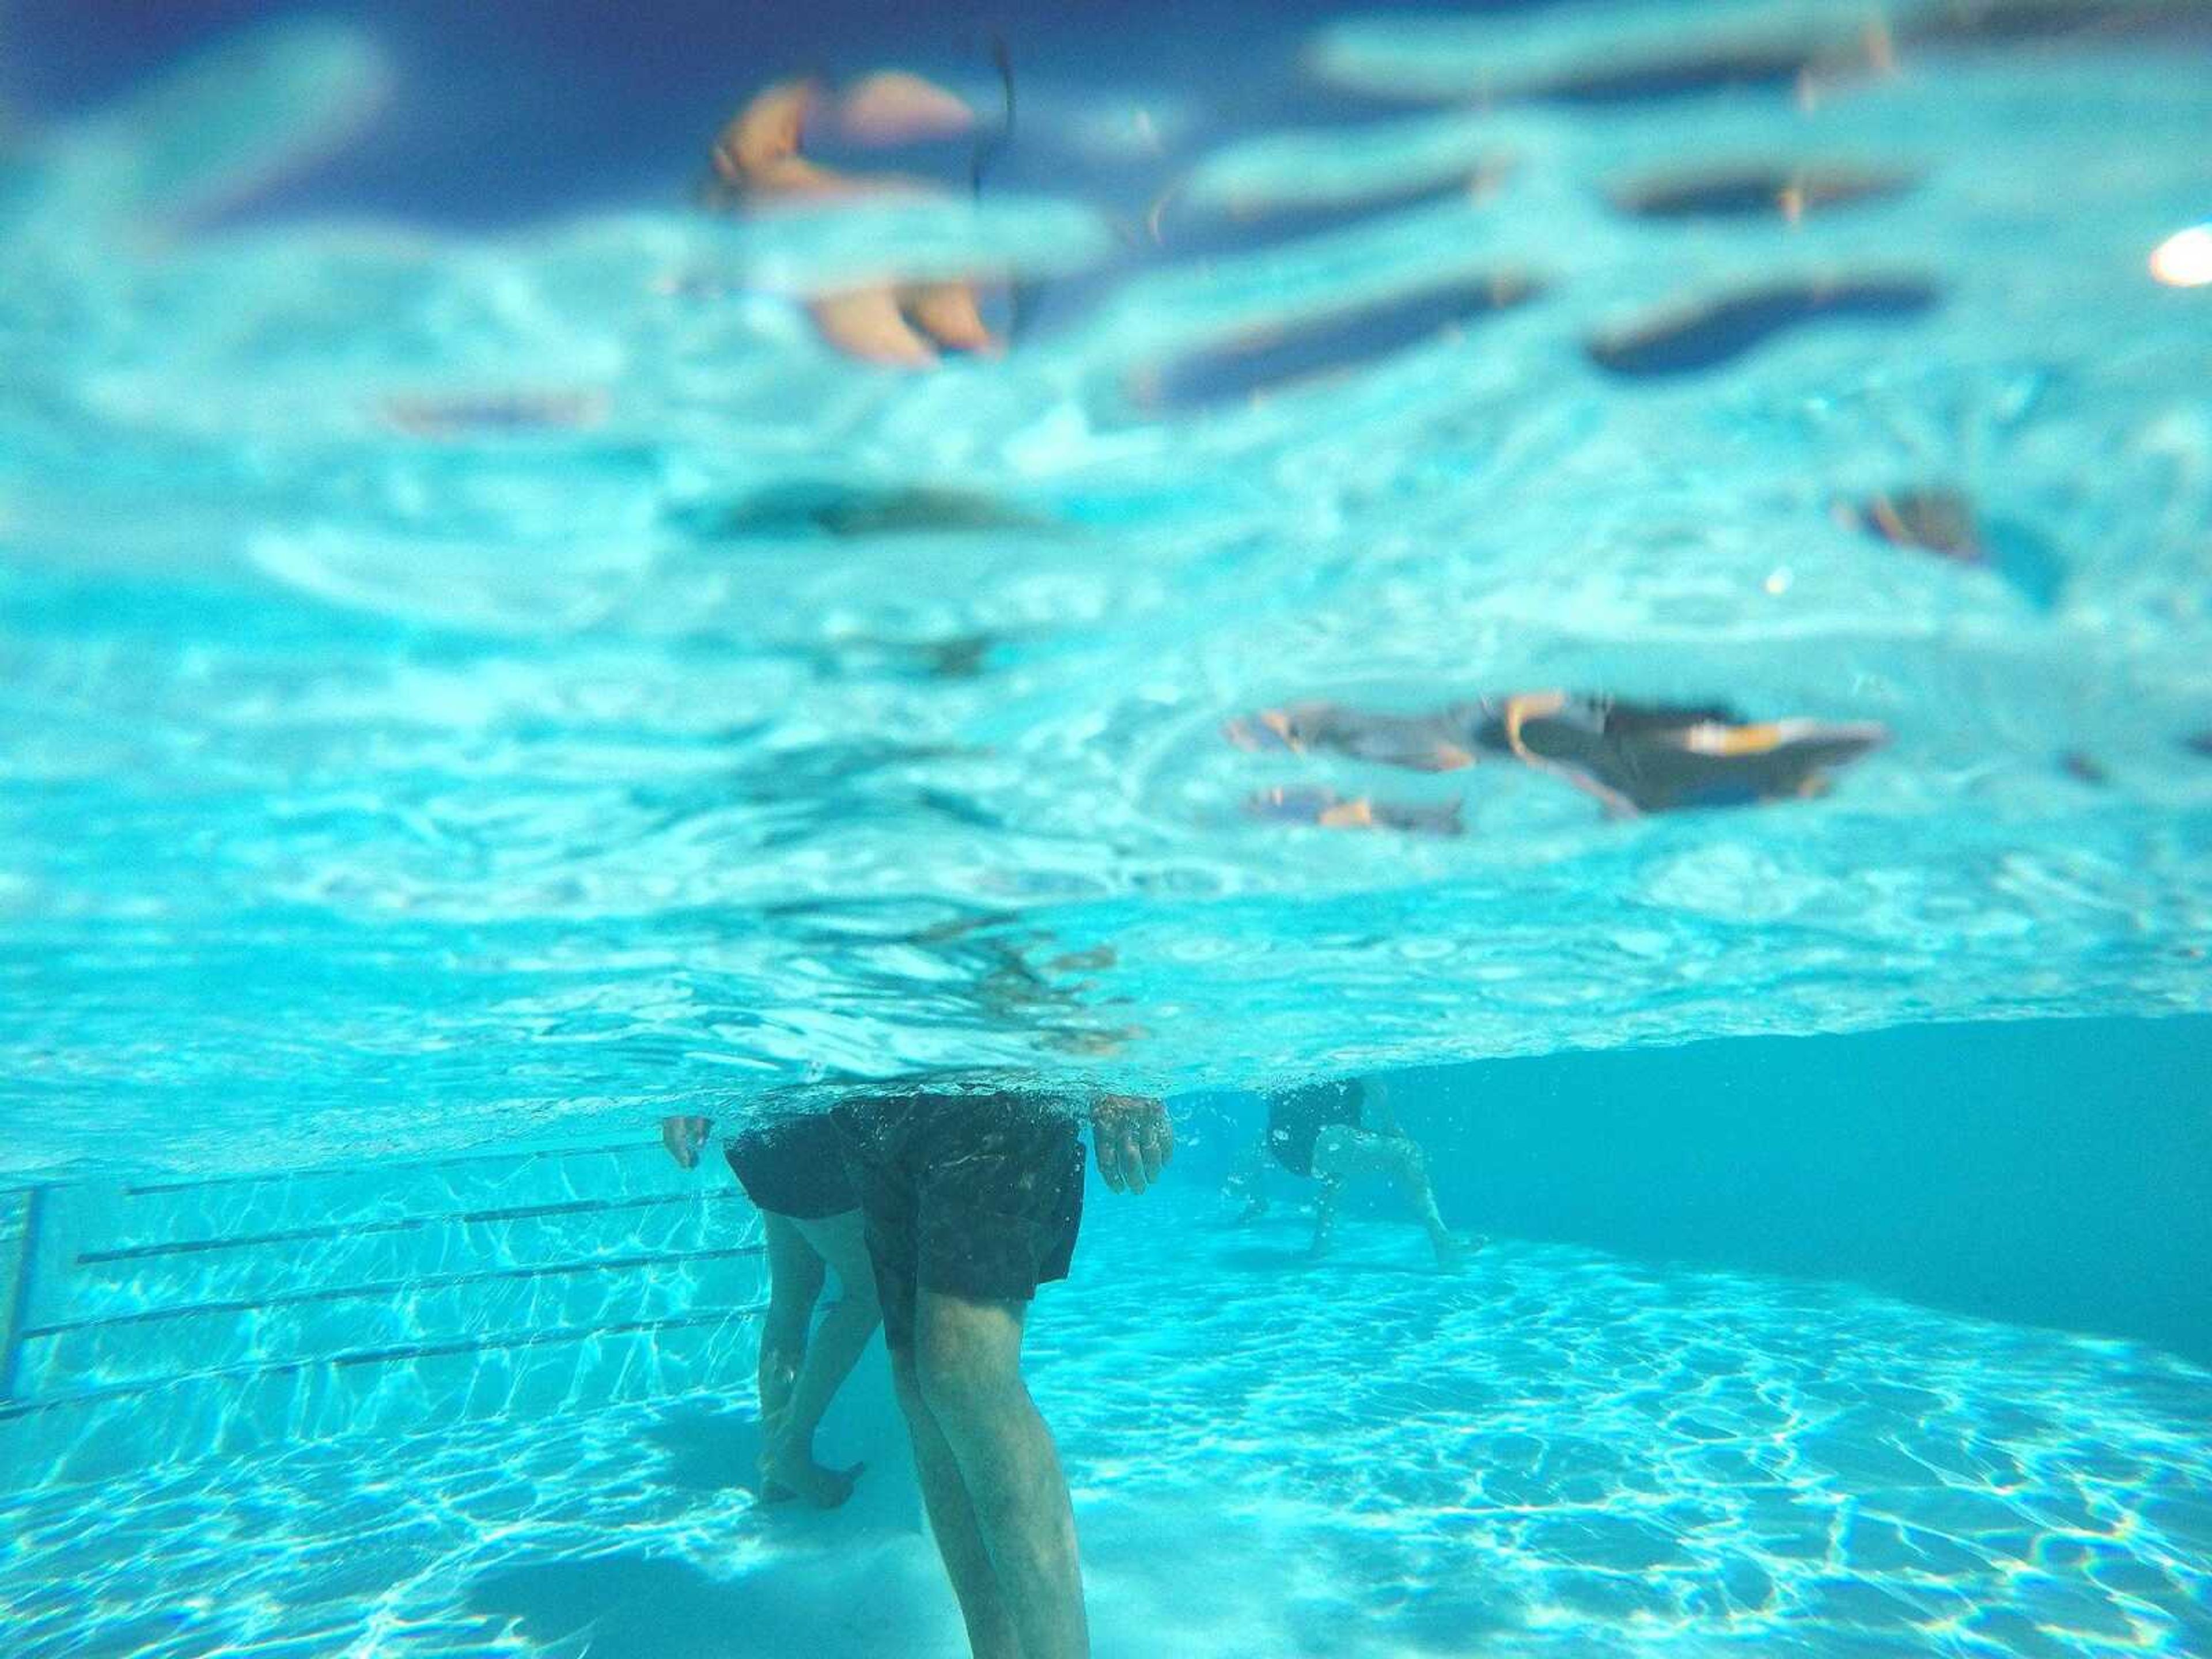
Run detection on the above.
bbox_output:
[3,2,2210,1654]
[5,1020,2211,1657]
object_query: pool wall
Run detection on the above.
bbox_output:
[1228,1015,2211,1363]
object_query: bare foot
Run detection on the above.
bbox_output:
[760,1444,865,1509]
[1433,1233,1486,1273]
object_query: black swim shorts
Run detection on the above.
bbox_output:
[830,1090,1086,1349]
[724,1112,857,1220]
[1266,1080,1366,1178]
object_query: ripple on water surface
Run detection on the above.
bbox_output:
[2,7,2211,1173]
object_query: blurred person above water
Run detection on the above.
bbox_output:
[1231,691,1890,831]
[699,71,1006,366]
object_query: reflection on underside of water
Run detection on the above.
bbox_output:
[1,5,2209,1172]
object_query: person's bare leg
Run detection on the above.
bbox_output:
[1380,1135,1465,1268]
[762,1211,883,1507]
[1308,1175,1343,1259]
[916,1291,1088,1659]
[892,1345,1022,1659]
[1227,1132,1271,1224]
[757,1213,825,1499]
[1312,1128,1464,1269]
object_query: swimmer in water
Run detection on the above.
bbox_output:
[1227,691,1887,821]
[1229,1076,1466,1270]
[700,75,999,366]
[832,1085,1171,1659]
[662,1111,881,1508]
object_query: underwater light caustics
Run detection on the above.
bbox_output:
[2150,224,2212,287]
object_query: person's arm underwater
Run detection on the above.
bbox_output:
[661,1114,713,1169]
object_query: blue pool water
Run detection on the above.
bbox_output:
[6,1024,2212,1657]
[2,1,2210,1654]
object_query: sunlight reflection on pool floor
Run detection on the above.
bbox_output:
[6,1196,2207,1658]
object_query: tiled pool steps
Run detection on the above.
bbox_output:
[0,1143,767,1480]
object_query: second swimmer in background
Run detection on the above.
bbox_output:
[663,1109,881,1508]
[1229,1075,1467,1270]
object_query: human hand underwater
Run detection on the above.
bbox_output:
[1092,1094,1173,1195]
[660,1114,712,1170]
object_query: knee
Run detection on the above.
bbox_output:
[914,1313,1020,1421]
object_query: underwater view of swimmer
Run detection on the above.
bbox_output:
[663,1111,880,1507]
[2,2,2209,1658]
[1229,1075,1468,1270]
